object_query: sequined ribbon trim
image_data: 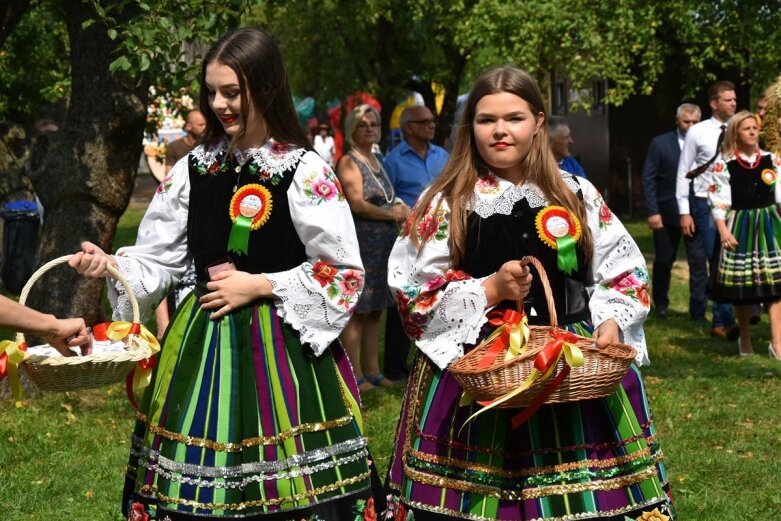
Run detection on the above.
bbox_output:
[406,450,664,489]
[402,494,672,521]
[406,443,661,479]
[130,435,367,477]
[403,461,659,500]
[140,471,371,509]
[131,448,369,489]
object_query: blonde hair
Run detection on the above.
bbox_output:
[344,104,381,149]
[408,66,593,267]
[722,110,759,159]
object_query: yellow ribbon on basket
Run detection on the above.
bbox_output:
[459,329,584,433]
[0,340,28,402]
[105,321,160,392]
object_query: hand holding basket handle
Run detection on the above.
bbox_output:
[482,258,534,307]
[68,241,118,279]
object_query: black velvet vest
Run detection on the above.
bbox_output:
[726,153,775,210]
[187,150,307,281]
[460,179,590,325]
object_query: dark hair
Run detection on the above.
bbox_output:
[199,27,311,151]
[708,80,736,101]
[408,66,592,265]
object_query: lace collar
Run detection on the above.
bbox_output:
[191,137,306,180]
[466,170,581,218]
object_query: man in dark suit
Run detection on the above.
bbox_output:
[641,103,701,318]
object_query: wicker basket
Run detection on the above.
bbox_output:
[448,256,636,408]
[15,255,152,393]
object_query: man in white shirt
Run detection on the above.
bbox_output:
[313,123,336,168]
[676,80,738,339]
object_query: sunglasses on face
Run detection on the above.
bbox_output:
[408,118,437,125]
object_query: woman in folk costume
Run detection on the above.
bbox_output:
[69,27,381,521]
[384,66,674,520]
[705,110,781,358]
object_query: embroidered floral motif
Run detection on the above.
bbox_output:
[191,138,305,184]
[156,172,174,194]
[307,262,364,310]
[476,173,501,194]
[353,497,377,521]
[635,507,670,521]
[303,166,345,203]
[382,494,412,520]
[402,204,448,242]
[713,161,725,173]
[603,268,650,308]
[128,502,150,521]
[396,269,472,340]
[592,191,614,230]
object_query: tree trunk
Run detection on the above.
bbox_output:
[26,1,148,324]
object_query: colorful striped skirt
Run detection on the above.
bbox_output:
[123,293,377,520]
[711,204,781,305]
[386,324,674,521]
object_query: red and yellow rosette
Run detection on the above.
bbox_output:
[104,321,160,408]
[761,168,777,186]
[535,206,582,274]
[228,184,272,255]
[0,339,28,402]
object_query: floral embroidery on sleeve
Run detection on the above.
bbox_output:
[156,172,174,194]
[395,269,471,339]
[600,267,650,308]
[302,166,345,204]
[402,204,448,241]
[309,260,364,310]
[592,191,614,229]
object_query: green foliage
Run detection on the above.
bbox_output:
[0,1,70,124]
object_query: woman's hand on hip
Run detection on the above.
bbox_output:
[201,271,273,319]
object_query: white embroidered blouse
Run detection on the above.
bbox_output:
[108,139,364,355]
[388,171,651,370]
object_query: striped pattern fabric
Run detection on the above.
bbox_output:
[387,323,674,521]
[712,205,781,304]
[124,293,372,519]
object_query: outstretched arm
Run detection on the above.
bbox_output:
[0,295,91,356]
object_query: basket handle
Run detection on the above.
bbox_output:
[15,255,140,344]
[518,256,557,328]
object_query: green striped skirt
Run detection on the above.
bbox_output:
[122,293,375,520]
[711,204,781,305]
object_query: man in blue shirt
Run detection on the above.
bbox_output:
[549,115,587,178]
[383,104,449,380]
[384,105,450,207]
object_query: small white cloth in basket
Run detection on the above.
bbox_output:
[26,339,128,358]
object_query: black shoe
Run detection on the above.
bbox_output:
[655,308,669,319]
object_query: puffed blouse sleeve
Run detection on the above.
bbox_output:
[387,193,490,370]
[773,153,781,204]
[580,178,651,366]
[265,151,364,356]
[704,156,732,220]
[108,156,192,321]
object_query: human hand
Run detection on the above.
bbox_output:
[679,214,695,237]
[646,214,663,230]
[592,318,620,349]
[719,229,738,251]
[389,203,409,223]
[200,271,272,320]
[42,316,93,356]
[68,241,118,278]
[482,260,533,307]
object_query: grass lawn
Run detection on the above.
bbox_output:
[2,212,781,519]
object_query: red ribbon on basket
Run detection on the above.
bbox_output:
[0,340,28,402]
[103,321,160,409]
[460,328,584,433]
[476,309,530,369]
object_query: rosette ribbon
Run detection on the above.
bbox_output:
[556,235,577,274]
[227,216,253,255]
[460,329,584,432]
[0,340,27,401]
[104,321,160,407]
